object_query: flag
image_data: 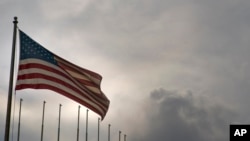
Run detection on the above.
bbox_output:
[16,30,110,119]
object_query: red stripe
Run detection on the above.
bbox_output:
[16,84,107,119]
[55,56,102,80]
[77,78,99,88]
[17,73,107,111]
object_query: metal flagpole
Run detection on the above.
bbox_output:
[85,109,89,141]
[57,104,62,141]
[97,118,100,141]
[108,124,111,141]
[119,131,121,141]
[17,98,23,141]
[41,101,46,141]
[4,16,18,141]
[77,105,80,141]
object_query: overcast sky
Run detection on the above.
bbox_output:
[1,0,250,141]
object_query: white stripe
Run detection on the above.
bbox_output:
[16,78,106,115]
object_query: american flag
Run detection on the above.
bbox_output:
[16,30,110,119]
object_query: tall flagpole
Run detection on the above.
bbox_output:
[97,118,100,141]
[77,105,80,141]
[85,109,89,141]
[41,101,46,141]
[57,104,62,141]
[119,131,121,141]
[17,98,23,141]
[108,124,111,141]
[4,16,18,141]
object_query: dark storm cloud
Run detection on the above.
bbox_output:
[131,88,236,141]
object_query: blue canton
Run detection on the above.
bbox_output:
[19,30,58,65]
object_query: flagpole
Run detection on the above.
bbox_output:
[86,109,89,141]
[77,105,80,141]
[97,118,100,141]
[41,101,46,141]
[57,104,62,141]
[4,16,18,141]
[17,98,23,141]
[119,131,121,141]
[108,124,111,141]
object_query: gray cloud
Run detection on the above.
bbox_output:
[131,88,236,141]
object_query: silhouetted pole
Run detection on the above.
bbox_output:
[57,104,62,141]
[124,134,126,141]
[40,101,46,141]
[97,118,100,141]
[86,109,89,141]
[108,124,111,141]
[119,131,121,141]
[17,98,23,141]
[4,16,18,141]
[77,106,80,141]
